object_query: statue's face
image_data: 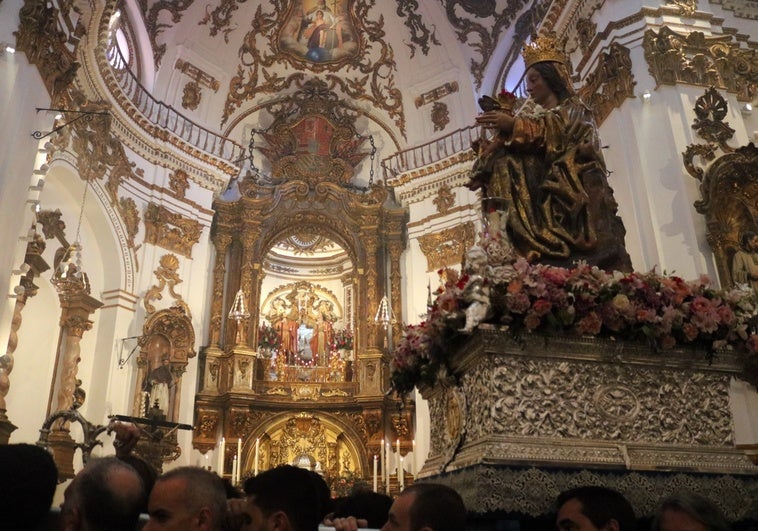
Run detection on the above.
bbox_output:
[750,235,758,252]
[525,67,555,106]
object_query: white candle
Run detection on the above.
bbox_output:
[411,439,418,478]
[237,438,242,480]
[254,438,260,476]
[380,438,385,484]
[217,437,225,477]
[385,441,390,493]
[373,455,378,493]
[232,455,238,485]
[396,439,400,468]
[205,453,210,471]
[399,457,405,489]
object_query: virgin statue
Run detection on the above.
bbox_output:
[467,34,632,272]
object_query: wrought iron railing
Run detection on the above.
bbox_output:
[105,41,244,163]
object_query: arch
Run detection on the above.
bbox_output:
[238,410,370,479]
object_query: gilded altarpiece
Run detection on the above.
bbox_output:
[193,81,412,491]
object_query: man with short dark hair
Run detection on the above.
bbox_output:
[229,465,325,531]
[60,456,146,531]
[143,466,228,531]
[555,486,637,531]
[0,443,58,530]
[380,483,466,531]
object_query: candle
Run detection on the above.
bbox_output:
[396,439,400,459]
[237,438,242,480]
[232,455,238,485]
[412,439,417,475]
[380,438,385,484]
[254,438,260,476]
[373,455,378,493]
[205,453,210,471]
[399,457,405,489]
[217,437,225,477]
[385,441,390,493]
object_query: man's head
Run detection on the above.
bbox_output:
[652,492,729,531]
[381,483,466,531]
[240,465,324,531]
[60,456,146,531]
[556,486,636,531]
[143,466,227,531]
[0,443,58,530]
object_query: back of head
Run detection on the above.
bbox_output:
[117,454,157,510]
[67,456,146,531]
[0,443,58,530]
[652,492,730,531]
[309,469,334,520]
[243,465,323,531]
[157,466,228,529]
[557,486,636,531]
[403,483,466,531]
[333,491,393,529]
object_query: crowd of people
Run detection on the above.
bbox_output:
[0,421,743,531]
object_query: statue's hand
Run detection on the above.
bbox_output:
[476,110,515,134]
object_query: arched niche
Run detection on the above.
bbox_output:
[132,305,196,422]
[238,411,369,486]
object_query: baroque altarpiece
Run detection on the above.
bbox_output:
[192,81,413,487]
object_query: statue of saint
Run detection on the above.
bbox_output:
[142,355,174,418]
[310,301,336,362]
[732,231,758,293]
[467,34,632,272]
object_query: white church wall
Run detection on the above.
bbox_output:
[0,0,53,362]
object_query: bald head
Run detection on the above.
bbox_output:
[61,457,146,531]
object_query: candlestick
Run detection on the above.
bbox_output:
[399,457,405,490]
[254,438,260,476]
[232,455,238,485]
[373,455,378,493]
[217,437,225,477]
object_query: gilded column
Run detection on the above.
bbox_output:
[47,265,103,479]
[209,233,232,348]
[240,230,260,347]
[203,232,230,395]
[387,240,404,344]
[363,232,380,349]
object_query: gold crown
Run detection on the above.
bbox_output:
[521,33,568,69]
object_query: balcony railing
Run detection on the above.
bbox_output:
[105,41,244,163]
[381,125,481,180]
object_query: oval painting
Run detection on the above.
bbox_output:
[279,0,359,64]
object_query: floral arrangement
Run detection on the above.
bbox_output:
[258,322,280,351]
[390,258,758,395]
[332,328,354,350]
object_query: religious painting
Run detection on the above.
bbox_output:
[278,0,358,64]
